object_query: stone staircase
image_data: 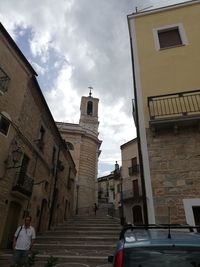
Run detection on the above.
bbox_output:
[0,214,121,267]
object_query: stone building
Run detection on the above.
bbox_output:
[120,138,143,224]
[98,173,115,204]
[57,92,102,215]
[128,1,200,225]
[0,23,76,248]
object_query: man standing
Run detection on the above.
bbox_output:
[10,215,36,267]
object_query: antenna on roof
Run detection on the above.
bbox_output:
[135,5,153,13]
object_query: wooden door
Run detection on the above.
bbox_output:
[1,201,21,248]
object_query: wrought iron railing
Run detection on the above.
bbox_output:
[128,164,139,176]
[123,189,142,201]
[12,172,34,197]
[148,90,200,120]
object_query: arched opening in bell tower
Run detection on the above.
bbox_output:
[87,101,93,115]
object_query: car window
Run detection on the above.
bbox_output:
[123,246,200,267]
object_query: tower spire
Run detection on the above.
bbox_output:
[88,86,93,97]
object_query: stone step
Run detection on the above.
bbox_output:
[65,216,118,220]
[0,254,111,267]
[32,246,114,256]
[33,243,116,250]
[55,222,120,227]
[36,235,118,243]
[64,219,119,224]
[53,225,121,230]
[41,230,120,236]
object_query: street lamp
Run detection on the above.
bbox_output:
[6,147,23,169]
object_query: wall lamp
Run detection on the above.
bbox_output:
[6,147,23,169]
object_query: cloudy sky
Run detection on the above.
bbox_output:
[0,0,188,177]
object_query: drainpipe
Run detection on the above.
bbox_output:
[48,146,60,230]
[127,17,148,226]
[75,184,79,215]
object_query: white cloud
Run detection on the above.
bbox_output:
[0,0,186,176]
[44,61,80,123]
[30,61,47,75]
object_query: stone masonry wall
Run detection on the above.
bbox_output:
[147,127,200,224]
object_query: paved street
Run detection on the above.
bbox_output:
[0,206,121,266]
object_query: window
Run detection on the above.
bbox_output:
[131,157,137,167]
[18,154,30,185]
[153,23,188,50]
[117,183,121,193]
[158,28,182,48]
[37,126,45,151]
[0,112,11,136]
[133,179,139,198]
[87,101,93,115]
[193,206,200,233]
[39,126,45,141]
[128,157,139,176]
[0,67,10,95]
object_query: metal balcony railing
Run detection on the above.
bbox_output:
[12,172,34,197]
[128,165,139,176]
[123,189,142,201]
[148,90,200,120]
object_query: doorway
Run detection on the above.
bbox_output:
[37,199,48,233]
[132,205,143,225]
[193,206,200,232]
[1,201,21,248]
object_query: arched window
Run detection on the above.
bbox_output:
[87,101,93,115]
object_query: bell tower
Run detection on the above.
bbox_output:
[57,87,102,214]
[79,87,99,135]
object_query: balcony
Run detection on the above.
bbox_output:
[12,172,34,199]
[128,165,139,176]
[148,90,200,130]
[123,189,142,202]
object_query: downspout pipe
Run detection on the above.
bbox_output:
[48,146,60,230]
[127,16,149,226]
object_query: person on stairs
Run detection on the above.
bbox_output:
[10,215,36,267]
[94,203,98,216]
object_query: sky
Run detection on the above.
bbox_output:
[0,0,188,177]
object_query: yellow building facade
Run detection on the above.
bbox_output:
[128,1,200,225]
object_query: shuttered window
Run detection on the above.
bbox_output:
[158,28,182,49]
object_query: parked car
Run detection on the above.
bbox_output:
[108,224,200,267]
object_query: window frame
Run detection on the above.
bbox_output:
[153,23,188,51]
[0,112,11,137]
[0,67,10,95]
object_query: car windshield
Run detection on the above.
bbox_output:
[123,246,200,267]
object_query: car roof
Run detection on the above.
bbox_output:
[121,225,200,248]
